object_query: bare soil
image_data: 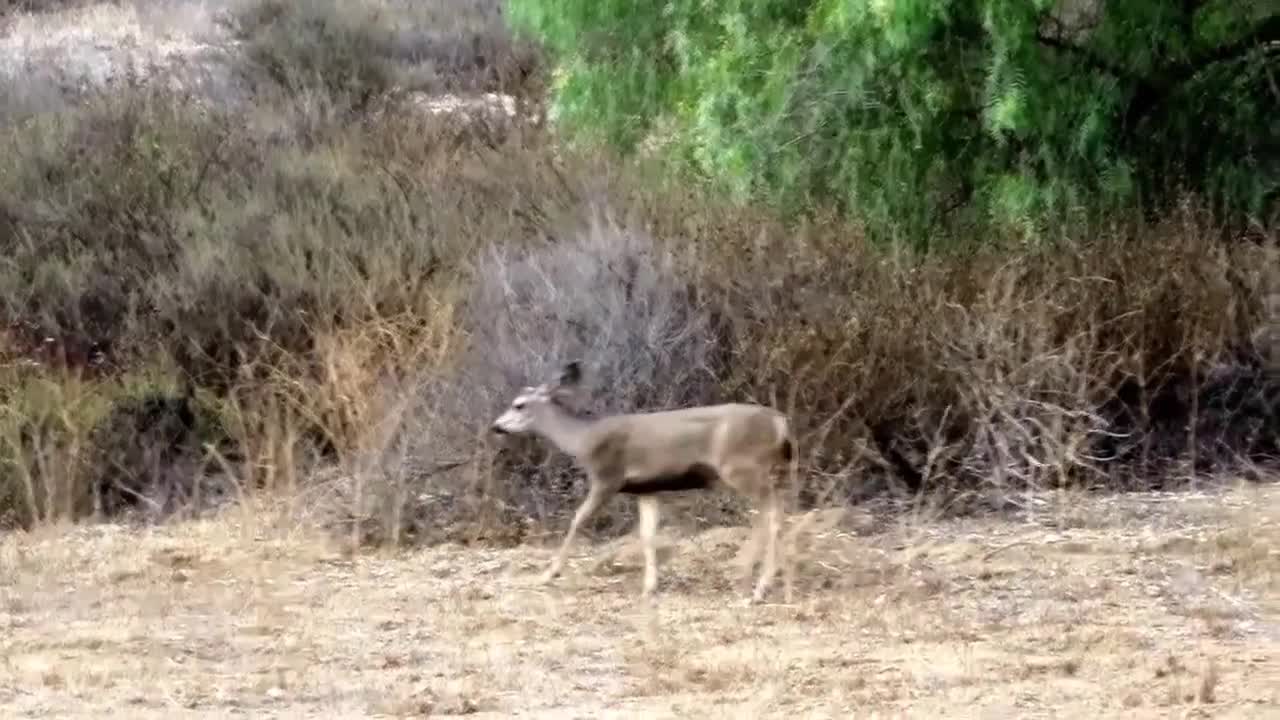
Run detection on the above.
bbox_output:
[0,1,519,120]
[2,482,1278,718]
[0,1,239,104]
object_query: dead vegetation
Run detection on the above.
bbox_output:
[1,482,1277,717]
[0,5,1276,553]
[0,2,1279,712]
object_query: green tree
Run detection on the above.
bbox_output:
[508,0,1279,247]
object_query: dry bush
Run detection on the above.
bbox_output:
[341,191,1277,547]
[0,79,564,528]
[0,11,1276,543]
[82,381,202,519]
[0,0,549,531]
[0,64,77,123]
[0,83,234,373]
[408,209,734,538]
[243,309,469,548]
[0,82,554,381]
[0,369,105,528]
[0,363,230,530]
[1,0,93,15]
[286,209,738,550]
[227,0,396,114]
[1,0,541,129]
[688,206,1280,512]
[225,0,542,109]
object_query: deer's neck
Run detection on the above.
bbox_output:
[533,403,597,459]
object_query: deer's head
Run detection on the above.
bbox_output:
[491,361,584,435]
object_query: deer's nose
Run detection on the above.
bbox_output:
[490,423,508,435]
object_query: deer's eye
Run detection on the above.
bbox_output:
[514,401,526,410]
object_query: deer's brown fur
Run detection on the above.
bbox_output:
[491,362,796,603]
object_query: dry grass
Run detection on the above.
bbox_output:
[2,481,1277,718]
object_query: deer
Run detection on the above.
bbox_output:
[490,361,797,604]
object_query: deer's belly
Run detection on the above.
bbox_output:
[619,463,719,495]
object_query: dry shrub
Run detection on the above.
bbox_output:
[0,364,229,529]
[228,0,397,113]
[0,81,556,379]
[0,370,105,528]
[226,0,542,108]
[464,209,725,409]
[83,383,202,519]
[269,186,1279,548]
[1,0,93,15]
[0,63,77,124]
[241,308,467,548]
[429,210,733,535]
[0,84,231,373]
[338,190,1278,548]
[0,81,563,529]
[691,205,1280,512]
[1,19,1277,543]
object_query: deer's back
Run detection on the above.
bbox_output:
[584,403,786,481]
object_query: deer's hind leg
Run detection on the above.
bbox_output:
[734,506,768,592]
[636,495,662,597]
[723,465,771,598]
[751,487,784,604]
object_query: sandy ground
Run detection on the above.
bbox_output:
[0,1,239,107]
[0,0,518,121]
[2,481,1278,719]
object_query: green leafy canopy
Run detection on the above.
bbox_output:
[507,0,1278,247]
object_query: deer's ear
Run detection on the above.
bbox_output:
[557,361,583,387]
[549,384,579,406]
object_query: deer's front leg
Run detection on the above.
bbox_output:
[541,482,610,585]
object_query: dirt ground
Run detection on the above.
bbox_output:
[2,481,1279,719]
[0,1,519,123]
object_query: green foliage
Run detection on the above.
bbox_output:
[509,0,1279,246]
